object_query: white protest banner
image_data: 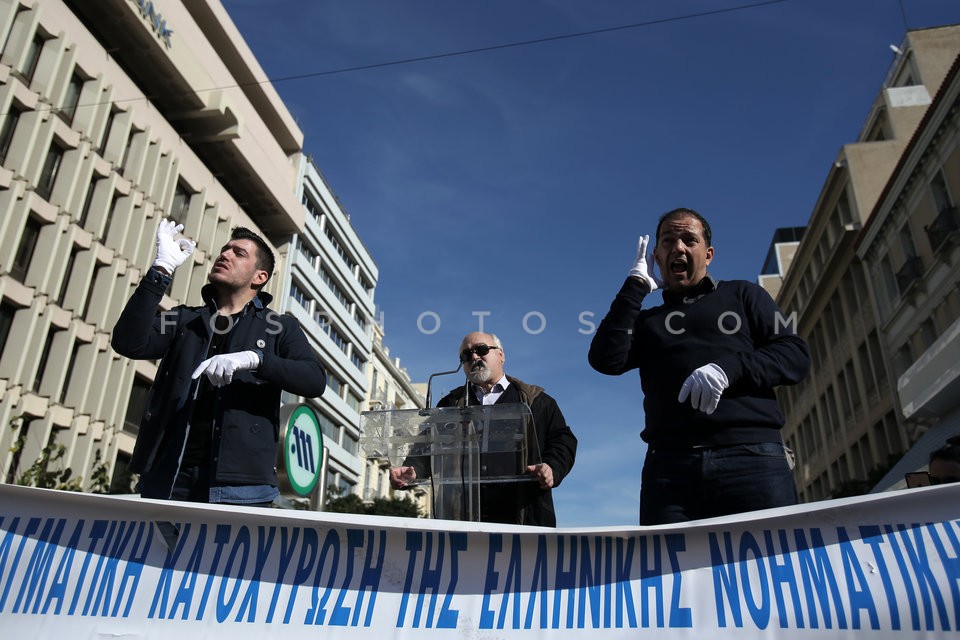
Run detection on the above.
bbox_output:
[0,483,957,638]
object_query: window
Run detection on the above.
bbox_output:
[102,192,121,240]
[919,318,937,351]
[316,408,341,445]
[0,106,21,165]
[836,370,851,423]
[879,256,898,303]
[81,263,106,320]
[97,107,117,153]
[302,193,323,222]
[60,73,83,123]
[930,170,954,214]
[321,267,352,311]
[33,327,57,391]
[851,262,868,301]
[346,391,362,413]
[343,432,359,456]
[898,224,917,260]
[845,360,861,415]
[297,237,318,268]
[59,340,81,404]
[123,375,152,434]
[325,226,358,272]
[120,128,139,173]
[867,330,887,390]
[823,386,839,437]
[5,417,37,484]
[11,217,42,282]
[327,372,343,396]
[894,342,913,377]
[0,301,16,357]
[21,34,43,82]
[322,320,349,355]
[835,188,854,226]
[290,282,309,311]
[169,180,190,223]
[926,170,958,254]
[350,351,365,372]
[312,307,329,327]
[79,178,100,227]
[56,248,79,306]
[36,143,64,200]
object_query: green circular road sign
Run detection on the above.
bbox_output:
[282,405,323,496]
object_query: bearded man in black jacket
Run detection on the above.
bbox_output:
[391,332,577,526]
[589,208,809,525]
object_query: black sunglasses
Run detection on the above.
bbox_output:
[460,344,500,362]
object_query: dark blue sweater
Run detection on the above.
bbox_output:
[589,276,809,448]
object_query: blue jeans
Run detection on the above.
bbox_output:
[639,442,798,525]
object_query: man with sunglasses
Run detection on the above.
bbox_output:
[390,332,577,526]
[589,208,809,525]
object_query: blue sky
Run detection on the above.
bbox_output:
[223,0,959,526]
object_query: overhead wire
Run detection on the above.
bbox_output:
[0,0,790,117]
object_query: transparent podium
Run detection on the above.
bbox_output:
[360,404,539,522]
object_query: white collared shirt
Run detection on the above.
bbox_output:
[474,375,509,405]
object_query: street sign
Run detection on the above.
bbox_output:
[278,404,323,497]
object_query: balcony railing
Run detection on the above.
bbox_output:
[895,255,924,298]
[925,206,960,254]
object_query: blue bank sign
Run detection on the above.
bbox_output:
[129,0,174,48]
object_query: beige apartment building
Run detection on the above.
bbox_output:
[857,48,960,490]
[0,0,306,489]
[774,24,960,501]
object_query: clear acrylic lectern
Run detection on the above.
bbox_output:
[360,404,538,522]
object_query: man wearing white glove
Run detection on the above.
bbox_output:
[112,220,326,505]
[589,208,810,525]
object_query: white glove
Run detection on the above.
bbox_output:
[191,350,261,387]
[153,219,196,274]
[678,363,729,415]
[628,234,662,291]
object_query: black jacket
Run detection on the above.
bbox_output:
[432,376,577,527]
[111,268,326,498]
[589,276,809,448]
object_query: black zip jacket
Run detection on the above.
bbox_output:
[111,268,326,498]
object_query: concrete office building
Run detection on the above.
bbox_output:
[281,157,378,499]
[857,48,960,491]
[0,0,306,490]
[773,25,960,501]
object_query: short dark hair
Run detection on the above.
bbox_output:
[655,207,712,247]
[930,436,960,464]
[231,226,275,283]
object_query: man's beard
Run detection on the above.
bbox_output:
[466,363,492,385]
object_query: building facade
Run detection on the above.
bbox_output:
[773,25,960,501]
[856,48,960,490]
[0,0,305,490]
[279,156,378,499]
[758,226,804,300]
